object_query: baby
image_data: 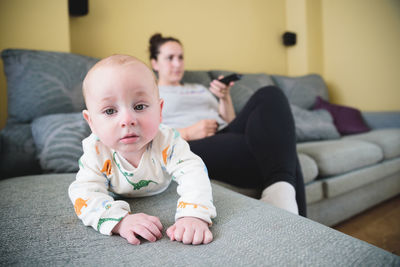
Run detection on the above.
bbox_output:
[68,54,216,245]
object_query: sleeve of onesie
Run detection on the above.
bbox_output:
[162,128,217,224]
[68,136,130,235]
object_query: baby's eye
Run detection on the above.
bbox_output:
[134,104,147,111]
[104,108,116,115]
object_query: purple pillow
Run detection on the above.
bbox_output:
[313,96,370,135]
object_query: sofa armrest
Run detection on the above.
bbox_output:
[362,111,400,129]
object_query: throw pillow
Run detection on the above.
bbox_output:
[1,49,98,123]
[312,96,370,135]
[272,74,330,109]
[210,70,275,114]
[290,104,340,142]
[31,113,91,173]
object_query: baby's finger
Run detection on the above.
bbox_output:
[148,215,163,231]
[142,221,163,239]
[192,229,204,245]
[166,225,176,241]
[173,225,185,242]
[182,227,195,245]
[133,225,157,242]
[203,229,213,244]
[123,230,141,245]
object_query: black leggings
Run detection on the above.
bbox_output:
[189,86,306,216]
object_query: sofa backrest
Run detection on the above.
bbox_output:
[1,49,99,124]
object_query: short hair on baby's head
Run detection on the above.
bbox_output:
[82,54,158,103]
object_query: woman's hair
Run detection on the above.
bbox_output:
[148,33,181,60]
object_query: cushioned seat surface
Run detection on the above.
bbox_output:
[305,180,324,204]
[297,140,383,177]
[323,157,400,198]
[1,174,398,266]
[343,129,400,159]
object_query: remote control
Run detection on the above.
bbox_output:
[218,73,242,85]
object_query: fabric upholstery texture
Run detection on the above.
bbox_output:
[0,123,41,178]
[305,180,324,204]
[31,113,90,173]
[362,111,400,129]
[313,96,370,135]
[343,128,400,159]
[1,173,398,266]
[308,172,400,226]
[323,157,400,198]
[271,74,330,109]
[181,70,213,88]
[290,104,340,142]
[297,140,383,177]
[298,153,318,183]
[1,49,98,123]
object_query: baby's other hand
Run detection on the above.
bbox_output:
[112,213,163,245]
[166,217,213,245]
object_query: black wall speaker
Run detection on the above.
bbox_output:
[283,32,296,46]
[69,0,89,16]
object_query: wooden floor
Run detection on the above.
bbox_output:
[333,194,400,256]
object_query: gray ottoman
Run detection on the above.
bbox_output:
[0,174,399,266]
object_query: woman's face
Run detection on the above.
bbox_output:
[151,41,185,86]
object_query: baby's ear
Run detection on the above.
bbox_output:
[82,110,94,131]
[159,98,164,123]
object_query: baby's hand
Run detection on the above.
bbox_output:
[166,217,213,245]
[112,213,163,245]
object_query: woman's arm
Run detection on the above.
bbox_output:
[218,93,235,123]
[177,119,218,141]
[209,77,236,123]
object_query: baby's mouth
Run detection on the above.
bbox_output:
[120,133,139,144]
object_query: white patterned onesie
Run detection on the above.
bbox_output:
[68,124,216,235]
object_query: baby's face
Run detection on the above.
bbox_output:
[83,60,163,162]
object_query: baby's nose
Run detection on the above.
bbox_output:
[120,111,137,127]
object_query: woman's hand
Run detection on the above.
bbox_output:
[209,75,236,123]
[209,76,233,100]
[178,119,218,141]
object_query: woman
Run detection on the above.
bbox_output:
[149,33,306,216]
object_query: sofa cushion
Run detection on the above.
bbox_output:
[342,129,400,159]
[2,174,399,266]
[305,180,324,204]
[181,70,213,88]
[297,140,383,177]
[291,105,340,142]
[298,153,318,183]
[0,123,41,178]
[210,70,275,113]
[313,96,370,135]
[271,74,329,109]
[1,49,98,123]
[31,113,90,173]
[323,157,400,198]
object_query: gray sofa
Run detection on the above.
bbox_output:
[1,49,399,265]
[1,49,400,227]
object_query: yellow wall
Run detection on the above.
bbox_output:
[285,0,308,76]
[70,0,287,74]
[1,0,399,130]
[0,0,70,129]
[322,0,400,111]
[284,0,323,76]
